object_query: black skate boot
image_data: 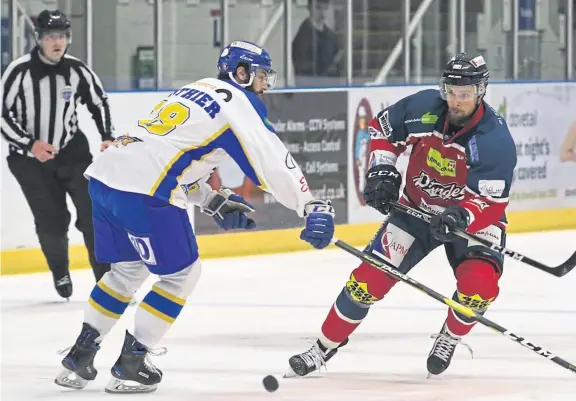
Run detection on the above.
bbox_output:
[53,271,73,299]
[426,324,473,377]
[54,323,101,389]
[286,337,349,377]
[105,331,166,394]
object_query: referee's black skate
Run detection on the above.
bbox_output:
[286,338,349,377]
[426,324,473,377]
[55,323,101,389]
[53,272,73,299]
[105,331,166,394]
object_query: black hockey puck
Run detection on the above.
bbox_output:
[262,375,279,392]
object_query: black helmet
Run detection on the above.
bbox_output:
[440,52,489,101]
[34,9,71,37]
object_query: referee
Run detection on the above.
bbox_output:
[1,10,113,299]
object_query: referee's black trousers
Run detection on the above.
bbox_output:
[7,132,110,281]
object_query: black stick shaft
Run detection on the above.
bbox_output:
[390,202,576,278]
[332,238,576,375]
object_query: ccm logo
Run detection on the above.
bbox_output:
[406,209,420,218]
[368,170,395,178]
[504,331,555,358]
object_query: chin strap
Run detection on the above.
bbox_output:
[228,71,254,88]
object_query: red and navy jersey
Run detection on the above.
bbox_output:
[368,89,517,233]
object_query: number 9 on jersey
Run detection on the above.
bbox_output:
[138,101,191,136]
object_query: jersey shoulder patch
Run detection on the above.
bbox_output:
[401,89,444,130]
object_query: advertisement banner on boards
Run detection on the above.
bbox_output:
[194,90,348,235]
[347,85,436,223]
[489,83,576,211]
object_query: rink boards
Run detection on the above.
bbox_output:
[1,81,575,275]
[2,207,575,275]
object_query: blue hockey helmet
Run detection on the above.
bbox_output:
[217,40,277,90]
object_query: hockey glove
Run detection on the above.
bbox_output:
[300,200,335,250]
[202,188,256,230]
[363,164,402,214]
[430,205,469,242]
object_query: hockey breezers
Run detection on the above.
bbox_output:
[331,237,576,375]
[390,202,576,278]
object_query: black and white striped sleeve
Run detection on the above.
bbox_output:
[1,61,35,150]
[77,62,115,141]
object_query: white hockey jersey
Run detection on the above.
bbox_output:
[85,78,314,216]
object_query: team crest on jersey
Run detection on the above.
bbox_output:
[412,171,465,200]
[112,134,143,148]
[61,85,73,102]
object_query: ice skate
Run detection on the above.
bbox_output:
[53,272,73,300]
[54,323,101,389]
[285,338,348,377]
[426,324,473,377]
[105,331,166,394]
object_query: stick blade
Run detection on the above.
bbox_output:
[556,250,576,277]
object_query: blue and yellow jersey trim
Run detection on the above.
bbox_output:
[148,124,267,203]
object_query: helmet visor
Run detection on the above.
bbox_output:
[252,65,277,90]
[440,78,486,101]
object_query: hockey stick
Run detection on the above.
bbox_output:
[390,202,576,278]
[331,237,576,375]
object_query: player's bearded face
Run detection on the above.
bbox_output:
[446,85,477,125]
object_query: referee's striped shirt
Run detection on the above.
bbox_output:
[1,47,114,156]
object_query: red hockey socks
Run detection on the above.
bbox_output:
[446,259,501,336]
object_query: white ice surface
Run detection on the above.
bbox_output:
[1,230,576,400]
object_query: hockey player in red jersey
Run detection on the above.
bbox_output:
[287,53,517,377]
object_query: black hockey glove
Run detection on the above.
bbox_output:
[363,164,402,214]
[430,205,469,242]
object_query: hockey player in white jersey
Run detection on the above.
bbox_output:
[54,40,335,394]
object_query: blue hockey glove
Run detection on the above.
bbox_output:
[429,205,469,242]
[202,188,256,230]
[300,200,335,249]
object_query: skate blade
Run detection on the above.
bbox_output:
[283,365,319,379]
[283,370,298,379]
[105,377,158,394]
[54,368,90,390]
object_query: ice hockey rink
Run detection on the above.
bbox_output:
[2,230,575,401]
